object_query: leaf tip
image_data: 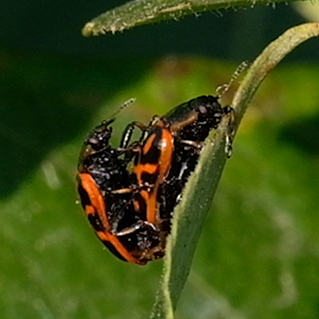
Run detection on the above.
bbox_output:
[82,22,96,37]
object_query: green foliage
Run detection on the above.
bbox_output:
[82,0,301,36]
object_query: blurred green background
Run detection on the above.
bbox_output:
[1,2,319,318]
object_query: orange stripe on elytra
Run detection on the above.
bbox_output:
[78,173,140,264]
[135,163,158,179]
[158,129,174,179]
[132,125,174,225]
[85,205,95,216]
[79,173,110,230]
[146,186,159,224]
[96,231,141,264]
[134,165,155,186]
[146,128,174,224]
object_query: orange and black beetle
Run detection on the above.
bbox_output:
[158,95,233,219]
[126,95,233,234]
[77,120,166,265]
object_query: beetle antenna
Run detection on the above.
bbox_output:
[216,61,249,98]
[109,98,136,120]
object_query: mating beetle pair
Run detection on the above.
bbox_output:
[77,95,233,265]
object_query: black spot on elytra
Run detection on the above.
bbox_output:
[140,126,163,165]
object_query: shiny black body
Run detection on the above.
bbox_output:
[158,95,227,220]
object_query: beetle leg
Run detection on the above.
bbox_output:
[225,134,233,158]
[143,221,158,231]
[120,121,148,149]
[111,187,134,194]
[111,181,155,196]
[115,220,158,237]
[116,142,140,163]
[114,220,144,236]
[179,139,202,149]
[222,106,236,158]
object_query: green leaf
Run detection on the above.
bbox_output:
[151,22,319,319]
[82,0,302,36]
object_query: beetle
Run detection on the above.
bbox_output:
[77,119,166,264]
[123,95,233,232]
